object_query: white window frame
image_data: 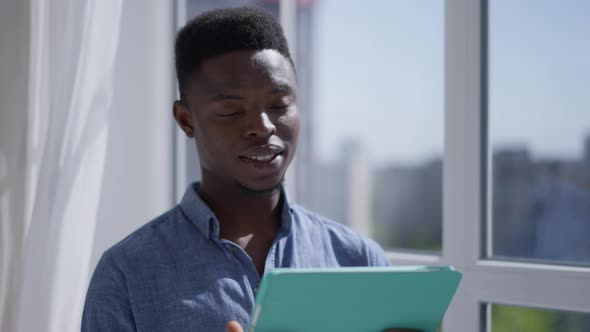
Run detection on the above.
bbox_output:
[173,0,188,202]
[175,1,590,331]
[442,0,590,331]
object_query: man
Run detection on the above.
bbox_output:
[82,7,413,332]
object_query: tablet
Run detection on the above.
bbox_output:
[247,266,461,332]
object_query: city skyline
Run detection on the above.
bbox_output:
[310,133,590,259]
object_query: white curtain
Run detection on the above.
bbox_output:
[1,1,122,331]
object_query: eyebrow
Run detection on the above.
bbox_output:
[208,93,244,102]
[270,84,293,95]
[207,84,293,103]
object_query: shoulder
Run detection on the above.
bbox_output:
[96,205,196,273]
[291,203,366,245]
[81,209,186,330]
[108,208,179,255]
[290,203,390,266]
[87,205,195,303]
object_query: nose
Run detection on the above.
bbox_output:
[244,111,276,138]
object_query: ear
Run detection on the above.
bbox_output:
[173,100,195,138]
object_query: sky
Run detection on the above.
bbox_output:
[310,0,590,166]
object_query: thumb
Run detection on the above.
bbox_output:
[226,320,245,332]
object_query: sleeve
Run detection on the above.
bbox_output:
[365,238,392,267]
[81,252,136,331]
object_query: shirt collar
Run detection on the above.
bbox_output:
[179,182,218,239]
[179,182,294,240]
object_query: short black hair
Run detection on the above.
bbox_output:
[175,7,293,101]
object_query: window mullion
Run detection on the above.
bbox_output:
[443,0,486,331]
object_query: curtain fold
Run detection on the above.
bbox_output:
[3,1,122,331]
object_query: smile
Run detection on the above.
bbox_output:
[240,152,282,163]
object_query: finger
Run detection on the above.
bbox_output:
[226,320,244,332]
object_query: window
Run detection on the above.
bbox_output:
[174,1,590,331]
[441,0,590,330]
[490,304,590,332]
[488,0,590,265]
[295,0,444,253]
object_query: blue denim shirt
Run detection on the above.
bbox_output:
[82,183,390,331]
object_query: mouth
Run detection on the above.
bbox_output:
[239,151,283,166]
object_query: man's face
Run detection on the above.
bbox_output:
[174,49,300,193]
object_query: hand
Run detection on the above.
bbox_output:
[227,321,421,332]
[226,320,244,332]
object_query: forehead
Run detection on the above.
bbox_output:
[189,49,296,95]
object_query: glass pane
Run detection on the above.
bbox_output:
[187,0,278,21]
[491,304,590,332]
[489,1,590,264]
[295,0,443,252]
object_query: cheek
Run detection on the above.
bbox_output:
[193,124,235,168]
[277,108,301,142]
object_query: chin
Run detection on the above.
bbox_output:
[234,177,284,196]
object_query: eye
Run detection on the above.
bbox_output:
[269,94,293,111]
[269,105,289,110]
[216,112,240,117]
[268,100,292,111]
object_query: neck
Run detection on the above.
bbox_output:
[197,175,284,234]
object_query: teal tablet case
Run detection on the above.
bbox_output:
[247,266,461,332]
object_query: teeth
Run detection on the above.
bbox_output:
[245,154,275,161]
